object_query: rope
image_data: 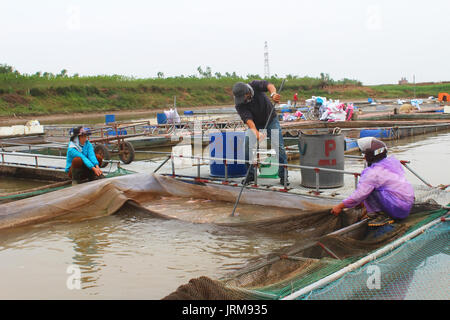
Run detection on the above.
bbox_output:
[332,127,342,135]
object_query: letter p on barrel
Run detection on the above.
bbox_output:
[324,139,336,157]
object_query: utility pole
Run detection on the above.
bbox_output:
[413,75,416,99]
[264,41,270,79]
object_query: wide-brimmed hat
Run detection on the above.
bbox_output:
[357,137,387,155]
[357,137,388,164]
[70,126,91,141]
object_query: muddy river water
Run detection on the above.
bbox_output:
[0,130,449,299]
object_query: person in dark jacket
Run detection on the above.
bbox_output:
[233,80,289,186]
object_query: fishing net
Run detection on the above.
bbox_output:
[0,173,340,230]
[413,184,450,206]
[0,172,447,300]
[302,219,450,300]
[163,203,448,300]
[105,167,136,178]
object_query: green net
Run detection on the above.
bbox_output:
[105,167,136,178]
[163,204,449,300]
[0,185,69,201]
[301,218,450,300]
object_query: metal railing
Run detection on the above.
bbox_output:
[43,117,246,138]
[1,148,434,193]
[137,149,435,192]
[0,151,121,170]
[134,150,362,194]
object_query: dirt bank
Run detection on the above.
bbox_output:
[0,104,234,126]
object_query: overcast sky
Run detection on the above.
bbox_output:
[2,0,449,85]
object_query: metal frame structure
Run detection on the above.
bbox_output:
[0,145,436,196]
[0,151,121,171]
[133,150,362,194]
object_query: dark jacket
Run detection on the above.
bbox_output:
[235,80,277,130]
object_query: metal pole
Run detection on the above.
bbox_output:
[401,161,433,187]
[284,165,288,190]
[153,155,171,173]
[197,157,201,179]
[224,159,228,182]
[315,168,320,194]
[171,154,175,177]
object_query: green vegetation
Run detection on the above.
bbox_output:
[1,63,449,117]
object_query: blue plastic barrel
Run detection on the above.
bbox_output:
[209,131,247,178]
[157,113,167,124]
[105,114,115,124]
[359,129,392,139]
[106,129,127,136]
[184,111,194,115]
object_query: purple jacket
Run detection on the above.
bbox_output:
[343,156,415,219]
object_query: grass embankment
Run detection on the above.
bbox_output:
[1,73,449,117]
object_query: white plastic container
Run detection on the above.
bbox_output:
[11,125,25,136]
[444,106,450,114]
[0,127,13,137]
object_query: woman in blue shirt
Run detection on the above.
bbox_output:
[65,127,104,185]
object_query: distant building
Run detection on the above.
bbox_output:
[398,77,409,85]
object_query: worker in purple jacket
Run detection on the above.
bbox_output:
[331,137,415,227]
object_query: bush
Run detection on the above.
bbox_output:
[85,86,100,95]
[55,86,71,95]
[30,87,46,97]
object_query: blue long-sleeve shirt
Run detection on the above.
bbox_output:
[65,140,99,172]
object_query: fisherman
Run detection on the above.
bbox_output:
[331,137,415,227]
[293,92,298,107]
[65,126,105,185]
[232,80,289,186]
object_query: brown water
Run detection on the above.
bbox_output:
[0,130,449,299]
[385,130,450,186]
[0,177,51,194]
[0,202,299,299]
[141,196,307,224]
[343,129,450,187]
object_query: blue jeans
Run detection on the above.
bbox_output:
[245,116,288,179]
